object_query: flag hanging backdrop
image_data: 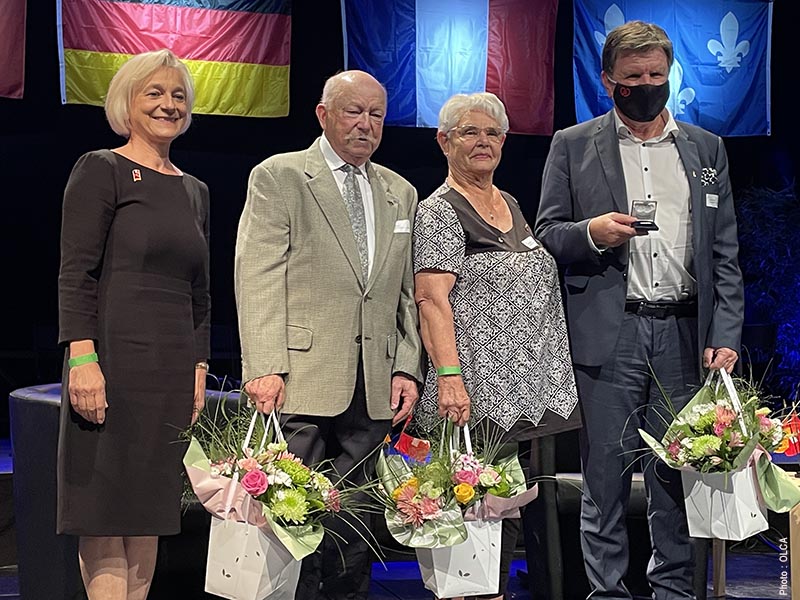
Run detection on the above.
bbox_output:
[342,0,559,135]
[0,0,27,99]
[574,0,772,136]
[57,0,291,117]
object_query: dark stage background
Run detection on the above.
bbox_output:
[1,0,799,438]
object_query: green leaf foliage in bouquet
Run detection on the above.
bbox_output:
[374,421,533,548]
[639,369,800,513]
[182,394,371,560]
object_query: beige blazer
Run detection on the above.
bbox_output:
[235,139,423,419]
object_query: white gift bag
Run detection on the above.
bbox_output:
[204,411,301,600]
[416,519,502,598]
[681,462,768,541]
[205,516,301,600]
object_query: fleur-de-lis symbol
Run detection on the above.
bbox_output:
[667,61,696,116]
[707,12,750,73]
[594,4,625,47]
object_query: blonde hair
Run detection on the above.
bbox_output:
[438,92,509,134]
[104,49,195,138]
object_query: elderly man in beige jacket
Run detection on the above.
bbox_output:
[234,70,423,600]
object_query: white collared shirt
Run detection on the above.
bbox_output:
[615,110,696,302]
[320,134,376,277]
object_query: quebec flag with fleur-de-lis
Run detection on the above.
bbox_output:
[574,0,772,136]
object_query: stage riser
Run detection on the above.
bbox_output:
[0,474,15,569]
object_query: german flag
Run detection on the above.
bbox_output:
[58,0,291,117]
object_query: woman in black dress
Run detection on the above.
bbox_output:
[57,49,210,599]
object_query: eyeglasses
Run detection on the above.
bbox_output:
[448,125,505,143]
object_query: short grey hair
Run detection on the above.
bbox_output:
[438,92,509,134]
[602,20,674,76]
[104,49,195,138]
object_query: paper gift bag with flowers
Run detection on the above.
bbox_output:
[416,518,503,598]
[375,421,468,549]
[183,403,351,599]
[417,424,536,598]
[640,368,800,541]
[377,421,538,597]
[205,511,300,600]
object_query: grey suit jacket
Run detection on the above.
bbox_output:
[534,110,744,368]
[235,138,423,419]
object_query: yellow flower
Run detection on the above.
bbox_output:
[392,477,419,500]
[454,483,475,505]
[776,436,790,453]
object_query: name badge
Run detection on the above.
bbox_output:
[521,236,539,249]
[705,193,719,208]
[394,219,411,233]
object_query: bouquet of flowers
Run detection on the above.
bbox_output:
[639,368,800,540]
[640,370,785,474]
[375,421,537,548]
[376,421,539,597]
[183,400,350,560]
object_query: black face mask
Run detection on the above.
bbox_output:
[609,79,670,123]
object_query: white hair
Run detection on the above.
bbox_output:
[438,92,509,134]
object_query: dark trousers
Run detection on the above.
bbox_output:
[280,364,389,600]
[577,313,699,600]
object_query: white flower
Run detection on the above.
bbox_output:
[310,472,333,491]
[267,440,288,454]
[478,468,502,487]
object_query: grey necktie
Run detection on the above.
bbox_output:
[339,163,369,280]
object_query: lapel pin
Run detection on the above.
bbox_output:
[692,170,697,178]
[132,169,142,182]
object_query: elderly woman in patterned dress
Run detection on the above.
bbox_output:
[412,92,580,600]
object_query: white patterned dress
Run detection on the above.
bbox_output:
[412,183,579,439]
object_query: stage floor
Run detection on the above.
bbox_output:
[0,555,790,600]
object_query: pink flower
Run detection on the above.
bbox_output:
[238,457,260,472]
[667,438,682,460]
[728,431,745,448]
[713,422,728,437]
[241,469,269,496]
[454,469,480,486]
[419,496,442,520]
[237,448,261,472]
[715,405,736,427]
[323,488,341,512]
[759,414,774,433]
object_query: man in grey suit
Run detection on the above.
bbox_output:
[234,70,422,600]
[535,21,743,600]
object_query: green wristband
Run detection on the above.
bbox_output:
[68,352,98,368]
[436,366,462,376]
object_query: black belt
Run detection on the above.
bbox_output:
[624,300,697,319]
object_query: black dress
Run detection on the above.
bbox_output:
[57,150,210,536]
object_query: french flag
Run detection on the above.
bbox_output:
[342,0,558,135]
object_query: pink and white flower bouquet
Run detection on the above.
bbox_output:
[640,370,785,473]
[640,368,800,521]
[182,398,351,560]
